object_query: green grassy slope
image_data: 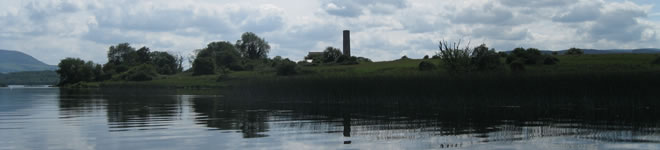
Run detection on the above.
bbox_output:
[76,53,660,88]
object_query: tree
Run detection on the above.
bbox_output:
[235,32,270,59]
[471,45,502,71]
[136,46,151,64]
[107,43,138,66]
[322,47,342,63]
[192,57,216,76]
[566,47,584,55]
[150,51,179,75]
[56,58,98,85]
[438,40,472,73]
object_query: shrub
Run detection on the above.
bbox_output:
[192,57,216,76]
[423,55,429,59]
[510,60,525,72]
[471,44,502,71]
[122,64,158,81]
[566,48,584,55]
[544,56,559,65]
[276,60,298,76]
[498,52,508,57]
[431,55,441,59]
[437,40,472,73]
[505,55,516,64]
[400,55,410,60]
[356,57,372,63]
[418,61,436,71]
[337,56,359,65]
[652,56,660,65]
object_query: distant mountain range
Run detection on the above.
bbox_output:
[0,49,56,73]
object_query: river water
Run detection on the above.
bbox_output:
[1,87,659,150]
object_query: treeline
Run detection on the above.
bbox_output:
[189,32,370,76]
[56,32,372,86]
[0,70,58,86]
[424,40,583,73]
[57,44,183,85]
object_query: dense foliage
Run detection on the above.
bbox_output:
[566,48,584,55]
[235,32,270,59]
[56,58,102,85]
[0,71,58,85]
[418,61,436,71]
[437,41,502,73]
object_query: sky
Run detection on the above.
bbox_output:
[1,0,660,66]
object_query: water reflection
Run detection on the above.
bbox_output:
[45,88,660,149]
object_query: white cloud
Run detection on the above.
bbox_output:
[1,0,660,65]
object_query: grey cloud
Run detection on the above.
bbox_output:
[470,26,531,41]
[552,3,602,22]
[586,8,648,42]
[270,23,341,50]
[321,0,407,17]
[451,3,523,26]
[498,0,573,8]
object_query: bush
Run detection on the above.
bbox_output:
[652,56,660,65]
[276,60,298,76]
[400,55,410,60]
[418,61,436,71]
[544,56,559,65]
[356,57,372,63]
[423,55,429,59]
[471,44,502,71]
[192,57,216,76]
[510,60,525,72]
[566,48,584,55]
[498,52,508,57]
[121,64,158,81]
[431,55,441,59]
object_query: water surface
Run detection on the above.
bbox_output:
[1,87,659,150]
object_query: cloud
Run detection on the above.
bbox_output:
[583,2,652,42]
[321,0,408,17]
[1,0,660,65]
[450,2,525,26]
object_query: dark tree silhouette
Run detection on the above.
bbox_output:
[235,32,270,59]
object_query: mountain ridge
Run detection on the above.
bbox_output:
[0,49,57,73]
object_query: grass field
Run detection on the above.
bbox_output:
[74,53,660,90]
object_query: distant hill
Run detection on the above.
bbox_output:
[0,49,56,73]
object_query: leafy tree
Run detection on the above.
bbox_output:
[192,57,216,76]
[423,55,429,59]
[235,32,270,59]
[107,43,138,66]
[566,47,584,55]
[196,41,243,71]
[322,47,342,63]
[136,46,151,64]
[150,51,179,75]
[56,58,98,85]
[438,40,472,73]
[471,44,502,71]
[508,47,545,65]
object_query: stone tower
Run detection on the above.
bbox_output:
[343,30,351,57]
